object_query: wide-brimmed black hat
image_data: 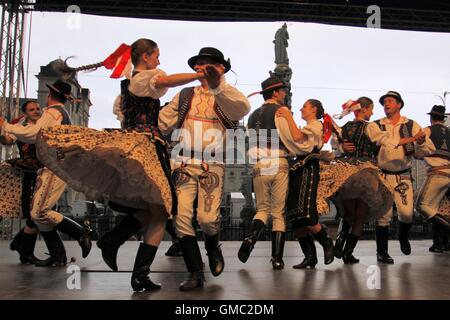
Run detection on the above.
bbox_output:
[187,47,231,73]
[247,76,287,98]
[379,90,404,108]
[427,105,450,118]
[46,80,74,101]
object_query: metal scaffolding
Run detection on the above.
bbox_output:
[0,0,32,160]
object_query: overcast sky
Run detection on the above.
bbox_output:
[24,11,450,139]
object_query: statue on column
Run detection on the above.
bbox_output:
[274,23,289,65]
[271,23,293,108]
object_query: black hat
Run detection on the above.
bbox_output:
[247,76,287,98]
[427,105,450,118]
[260,76,287,93]
[187,47,231,73]
[46,80,74,102]
[379,90,404,108]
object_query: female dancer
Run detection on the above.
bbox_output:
[36,38,204,291]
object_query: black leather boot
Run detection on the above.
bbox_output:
[238,219,265,263]
[20,232,44,265]
[293,235,318,269]
[97,215,141,271]
[179,236,205,291]
[376,226,394,264]
[165,219,182,257]
[130,243,161,292]
[429,223,444,253]
[271,231,285,270]
[205,234,224,276]
[35,230,67,267]
[441,227,450,251]
[398,222,412,255]
[334,219,351,259]
[313,226,334,265]
[343,234,360,264]
[10,228,25,254]
[54,217,93,258]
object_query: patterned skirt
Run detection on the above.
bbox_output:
[35,125,173,215]
[0,162,23,218]
[317,160,394,223]
[438,191,450,218]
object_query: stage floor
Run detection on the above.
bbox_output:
[0,240,449,300]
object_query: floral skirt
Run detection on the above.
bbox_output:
[316,161,394,222]
[438,192,450,218]
[0,162,23,218]
[35,125,173,215]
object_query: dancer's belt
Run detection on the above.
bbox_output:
[380,168,411,175]
[428,166,450,178]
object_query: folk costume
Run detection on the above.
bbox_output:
[158,47,251,291]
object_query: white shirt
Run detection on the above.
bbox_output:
[1,104,66,144]
[113,68,168,126]
[366,116,435,171]
[158,76,250,163]
[276,118,323,156]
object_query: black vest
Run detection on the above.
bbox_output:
[247,103,287,150]
[120,78,160,131]
[429,124,450,159]
[47,105,72,125]
[375,118,414,156]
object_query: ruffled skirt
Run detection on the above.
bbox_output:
[316,161,394,222]
[35,125,173,215]
[0,162,23,218]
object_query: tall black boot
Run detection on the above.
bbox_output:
[293,235,318,269]
[54,217,93,258]
[130,243,161,292]
[343,234,360,264]
[165,219,182,257]
[398,222,412,255]
[20,232,44,265]
[205,233,224,276]
[334,219,351,259]
[179,236,205,291]
[10,228,25,255]
[97,215,141,271]
[313,225,334,265]
[271,231,285,270]
[441,227,450,251]
[238,219,265,263]
[376,226,394,264]
[429,223,444,253]
[35,230,67,267]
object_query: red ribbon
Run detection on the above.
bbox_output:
[322,113,333,144]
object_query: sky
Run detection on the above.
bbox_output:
[22,11,450,140]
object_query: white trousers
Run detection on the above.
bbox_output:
[378,173,414,226]
[252,159,288,232]
[416,173,450,219]
[173,163,224,237]
[30,168,67,232]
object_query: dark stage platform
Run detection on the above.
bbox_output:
[1,240,449,300]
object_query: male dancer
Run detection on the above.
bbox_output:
[238,75,289,269]
[0,80,93,265]
[159,47,250,291]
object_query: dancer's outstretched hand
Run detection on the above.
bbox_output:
[204,64,224,89]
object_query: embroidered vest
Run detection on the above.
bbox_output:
[340,120,377,160]
[176,87,239,130]
[120,78,161,134]
[428,124,450,160]
[247,103,287,151]
[375,118,414,156]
